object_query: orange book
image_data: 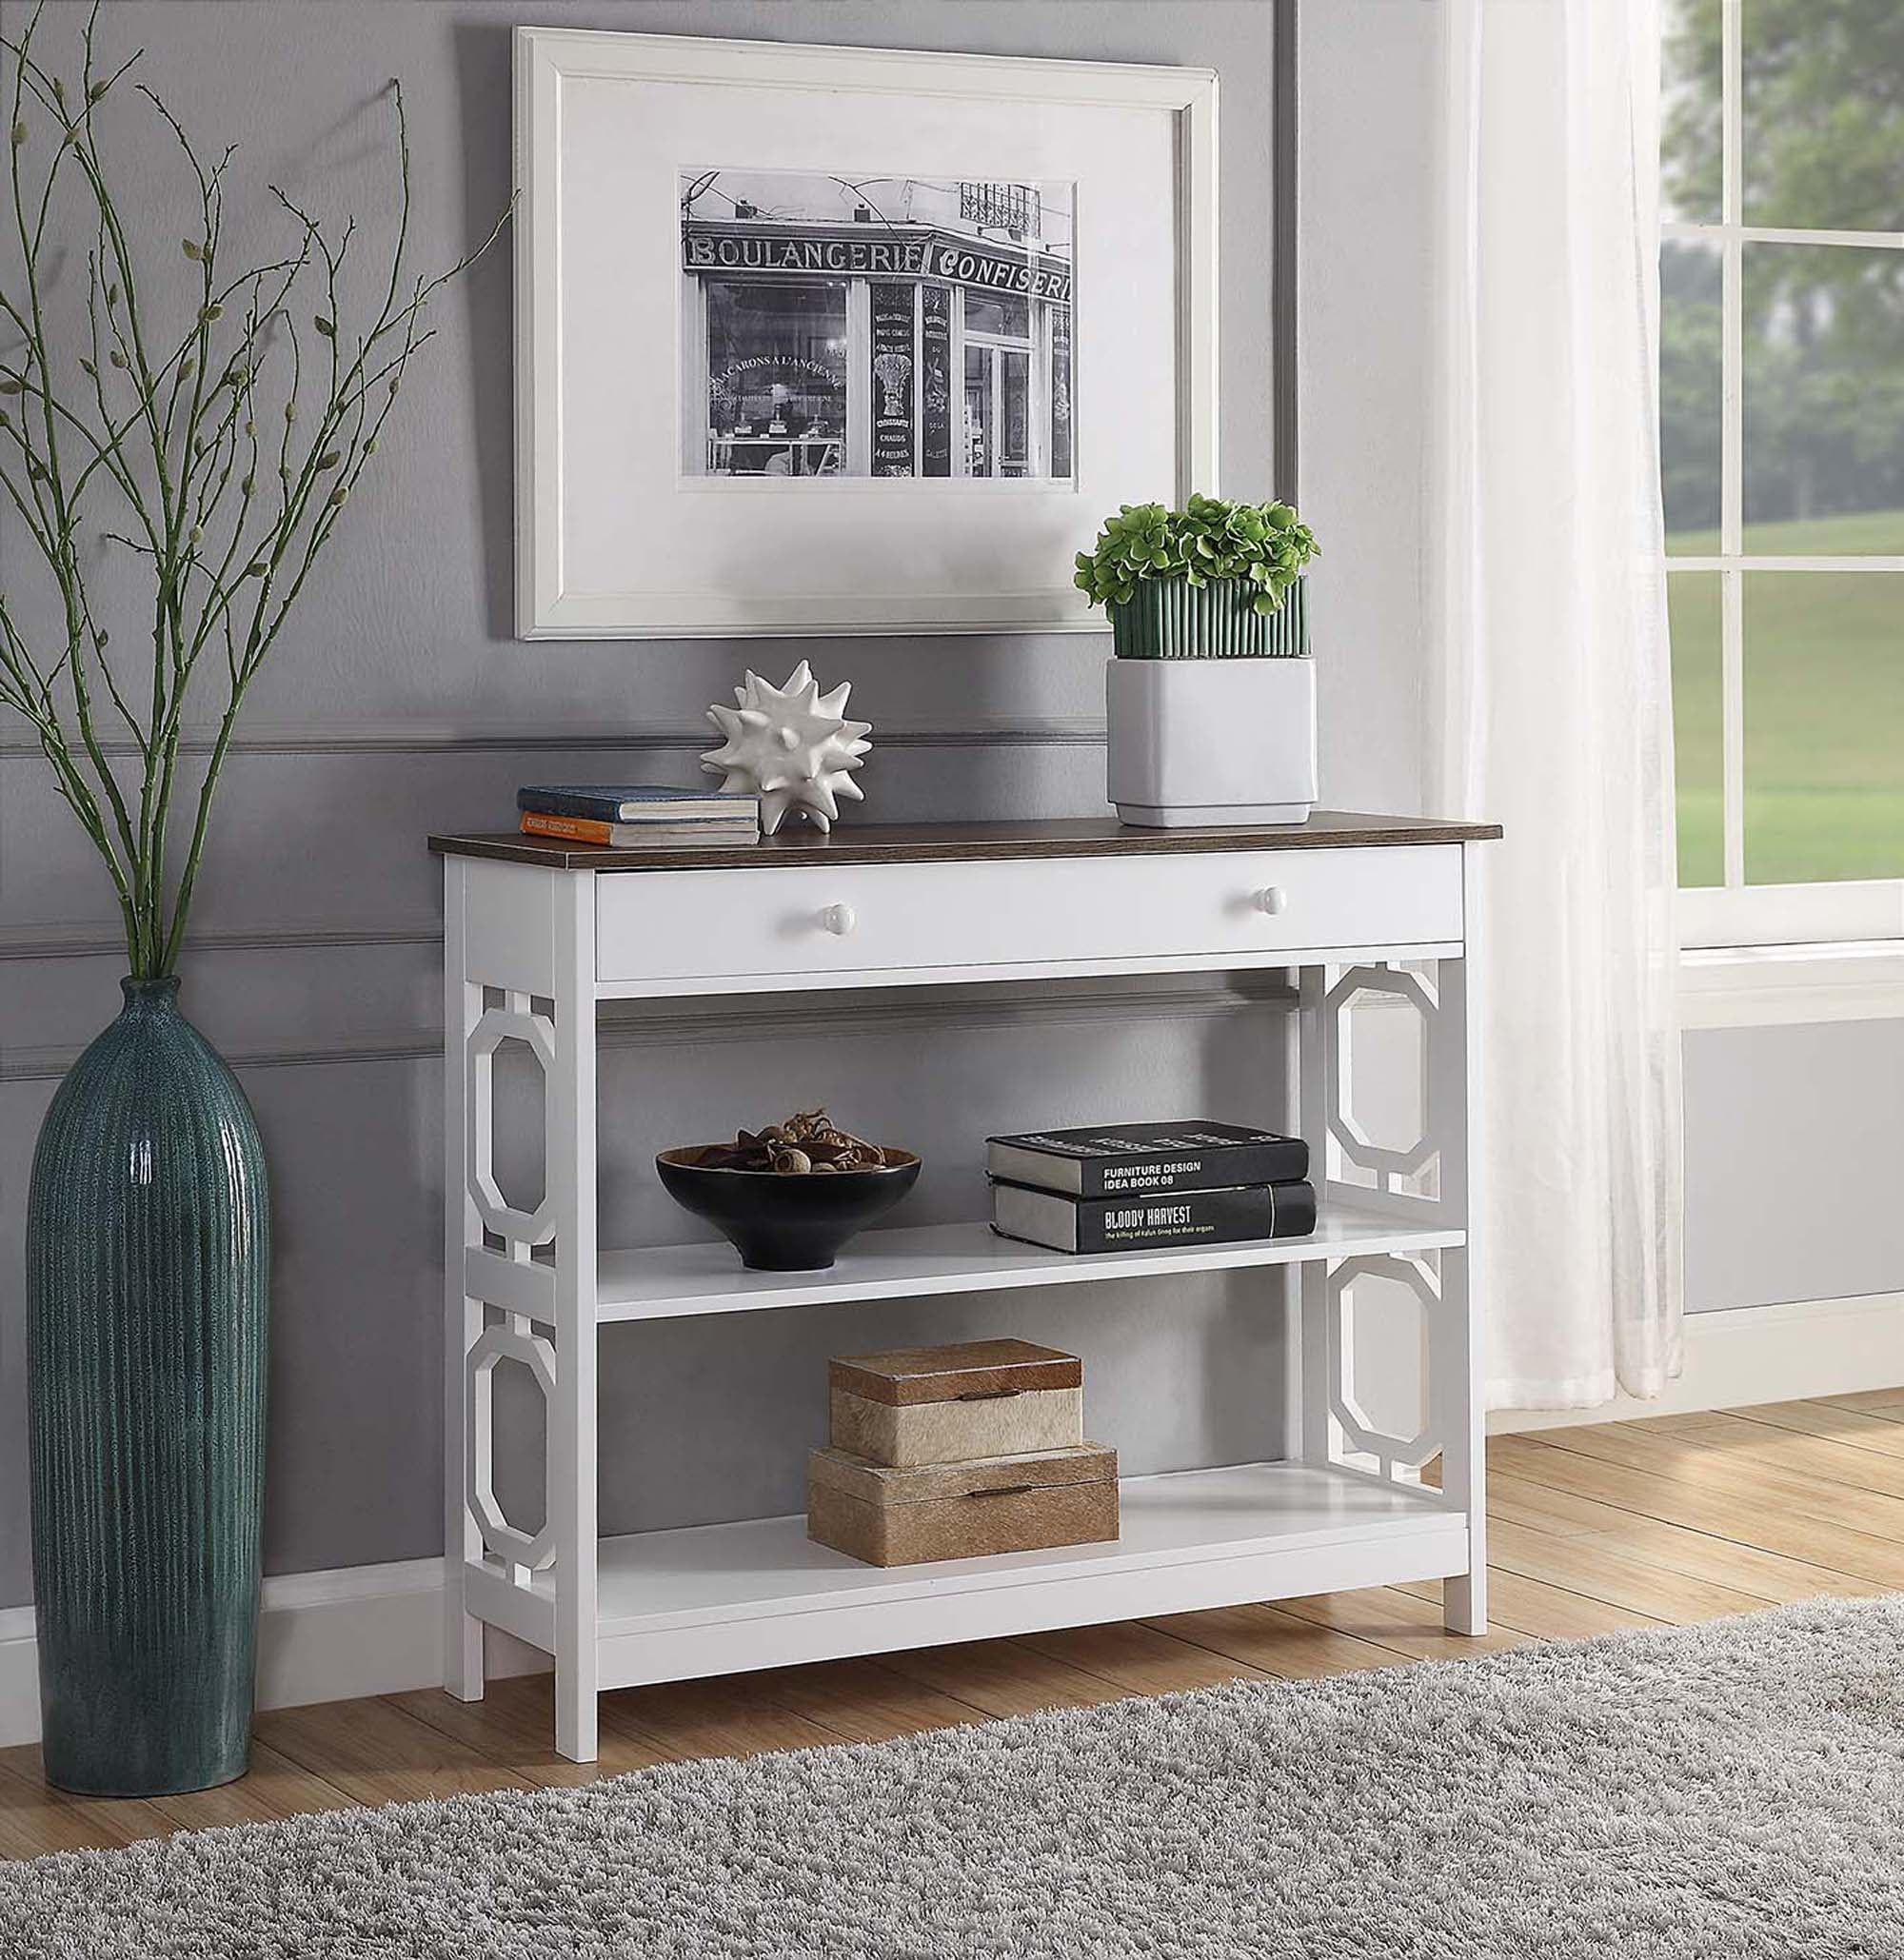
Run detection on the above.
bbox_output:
[519,810,758,848]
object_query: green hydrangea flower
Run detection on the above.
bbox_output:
[1074,493,1319,618]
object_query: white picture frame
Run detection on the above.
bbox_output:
[513,28,1220,640]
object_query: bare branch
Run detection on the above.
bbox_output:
[0,11,507,976]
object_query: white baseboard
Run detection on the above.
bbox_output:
[5,1292,1901,1749]
[1491,1290,1904,1433]
[0,1558,547,1750]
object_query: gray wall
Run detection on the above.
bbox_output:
[1683,1021,1904,1312]
[0,0,1318,1603]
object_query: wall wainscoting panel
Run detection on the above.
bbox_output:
[0,0,1292,1634]
[0,972,1294,1081]
[0,717,1110,762]
[0,731,1119,944]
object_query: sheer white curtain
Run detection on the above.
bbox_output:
[1427,0,1684,1406]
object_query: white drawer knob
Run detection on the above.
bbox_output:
[820,903,856,937]
[1254,886,1288,916]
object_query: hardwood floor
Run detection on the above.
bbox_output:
[5,1392,1901,1860]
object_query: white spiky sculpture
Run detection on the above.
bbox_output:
[702,662,873,836]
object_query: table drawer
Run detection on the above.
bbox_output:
[595,844,1463,988]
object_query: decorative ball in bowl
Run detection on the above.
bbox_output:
[656,1111,921,1272]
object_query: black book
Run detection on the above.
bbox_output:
[991,1179,1319,1255]
[985,1120,1309,1198]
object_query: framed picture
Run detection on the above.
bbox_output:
[513,29,1219,639]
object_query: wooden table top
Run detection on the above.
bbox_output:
[428,813,1501,873]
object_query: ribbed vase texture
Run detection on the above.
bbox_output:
[1109,575,1309,659]
[27,977,269,1796]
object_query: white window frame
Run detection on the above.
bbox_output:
[1667,0,1904,954]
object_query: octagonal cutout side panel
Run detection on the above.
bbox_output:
[466,1004,558,1245]
[1325,1252,1443,1470]
[1324,965,1439,1179]
[466,1321,559,1570]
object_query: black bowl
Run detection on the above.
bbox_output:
[655,1146,922,1271]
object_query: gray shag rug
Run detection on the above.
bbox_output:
[7,1596,1904,1958]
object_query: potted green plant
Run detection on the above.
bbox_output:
[1074,494,1320,826]
[0,9,502,1796]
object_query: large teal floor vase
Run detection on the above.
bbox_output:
[27,977,270,1796]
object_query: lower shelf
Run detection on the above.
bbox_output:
[466,1462,1472,1689]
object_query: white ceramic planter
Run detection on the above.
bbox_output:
[1105,656,1318,827]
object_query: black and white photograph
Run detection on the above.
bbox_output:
[524,31,1202,634]
[680,168,1076,482]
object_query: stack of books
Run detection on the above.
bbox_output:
[515,783,761,848]
[986,1119,1318,1254]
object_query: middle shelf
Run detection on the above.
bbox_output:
[569,1203,1464,1324]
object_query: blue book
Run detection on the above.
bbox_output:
[517,783,759,823]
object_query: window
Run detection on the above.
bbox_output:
[1663,0,1904,947]
[702,279,848,477]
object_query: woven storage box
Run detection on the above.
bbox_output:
[828,1338,1083,1468]
[807,1443,1119,1567]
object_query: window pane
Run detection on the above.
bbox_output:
[704,280,847,478]
[964,293,1028,339]
[1743,243,1904,554]
[1744,1,1904,230]
[963,344,991,476]
[1001,347,1030,477]
[1745,572,1904,883]
[1669,571,1725,886]
[1662,241,1722,551]
[1662,0,1721,225]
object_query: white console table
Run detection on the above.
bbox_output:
[432,814,1499,1762]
